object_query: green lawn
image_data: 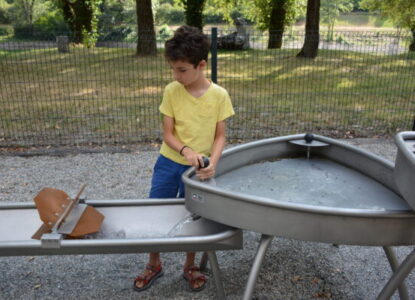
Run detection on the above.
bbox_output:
[0,44,414,146]
[334,12,395,28]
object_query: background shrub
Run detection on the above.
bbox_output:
[0,24,13,36]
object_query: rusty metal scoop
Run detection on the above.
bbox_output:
[31,185,104,247]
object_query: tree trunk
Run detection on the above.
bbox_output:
[136,0,157,56]
[22,0,36,26]
[268,0,286,49]
[297,0,320,58]
[410,29,415,52]
[61,0,94,43]
[183,0,206,29]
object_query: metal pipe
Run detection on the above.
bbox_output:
[0,198,185,209]
[243,234,274,300]
[382,246,409,300]
[199,252,209,271]
[378,249,415,300]
[207,251,226,300]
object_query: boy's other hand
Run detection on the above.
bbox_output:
[182,147,203,168]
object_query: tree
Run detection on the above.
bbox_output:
[20,0,36,25]
[59,0,101,44]
[0,0,11,23]
[268,0,288,48]
[361,0,415,51]
[136,0,157,55]
[320,0,353,41]
[297,0,320,58]
[4,0,49,27]
[212,0,304,49]
[177,0,206,29]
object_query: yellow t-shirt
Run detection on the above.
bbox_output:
[159,81,235,165]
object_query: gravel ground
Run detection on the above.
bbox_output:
[0,138,414,300]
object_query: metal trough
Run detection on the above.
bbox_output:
[183,133,415,299]
[0,198,242,299]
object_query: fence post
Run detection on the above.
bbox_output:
[56,36,69,53]
[211,27,218,84]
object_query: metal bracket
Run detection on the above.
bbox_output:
[41,233,63,248]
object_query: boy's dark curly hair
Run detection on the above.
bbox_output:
[165,25,210,67]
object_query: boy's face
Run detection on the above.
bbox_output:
[169,60,206,87]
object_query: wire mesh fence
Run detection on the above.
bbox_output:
[0,28,414,148]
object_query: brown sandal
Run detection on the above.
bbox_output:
[133,264,164,292]
[183,265,207,292]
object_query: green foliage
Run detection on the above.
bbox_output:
[0,0,11,23]
[157,23,172,41]
[82,27,99,47]
[98,25,134,41]
[0,24,13,35]
[58,0,102,43]
[98,0,135,30]
[5,0,52,26]
[361,0,415,30]
[321,0,354,40]
[155,2,184,24]
[13,24,34,38]
[203,3,225,23]
[335,34,350,44]
[237,0,306,31]
[321,0,354,25]
[33,10,69,36]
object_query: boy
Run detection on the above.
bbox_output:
[134,25,234,292]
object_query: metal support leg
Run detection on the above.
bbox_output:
[207,251,226,300]
[378,249,415,300]
[243,234,274,300]
[382,247,409,300]
[199,252,209,271]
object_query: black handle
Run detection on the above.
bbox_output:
[199,157,210,169]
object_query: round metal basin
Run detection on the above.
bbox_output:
[183,134,415,246]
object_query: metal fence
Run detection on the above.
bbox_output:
[0,28,414,148]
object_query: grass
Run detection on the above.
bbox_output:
[0,42,414,146]
[334,12,395,29]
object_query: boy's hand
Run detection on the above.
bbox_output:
[182,148,214,179]
[196,164,215,180]
[182,147,204,169]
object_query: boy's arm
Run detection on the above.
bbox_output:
[163,115,204,168]
[196,120,227,180]
[209,120,226,167]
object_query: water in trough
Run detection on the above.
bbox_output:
[214,158,410,210]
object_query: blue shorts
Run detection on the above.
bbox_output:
[149,155,191,198]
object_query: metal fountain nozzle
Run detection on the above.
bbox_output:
[304,133,314,143]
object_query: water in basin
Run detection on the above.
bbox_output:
[215,158,410,210]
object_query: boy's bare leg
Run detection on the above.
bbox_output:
[135,252,161,289]
[184,252,206,289]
